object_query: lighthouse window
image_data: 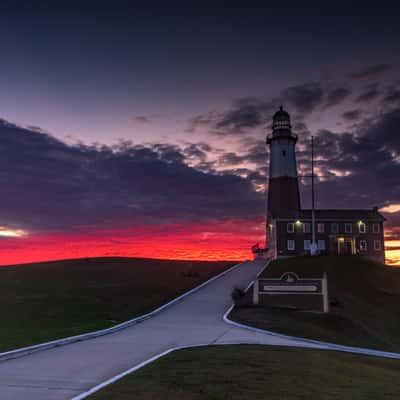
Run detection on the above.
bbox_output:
[282,150,286,157]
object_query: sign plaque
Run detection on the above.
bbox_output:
[253,271,329,313]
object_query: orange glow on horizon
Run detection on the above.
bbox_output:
[0,219,265,266]
[1,219,399,267]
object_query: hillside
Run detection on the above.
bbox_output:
[0,257,235,352]
[230,256,400,352]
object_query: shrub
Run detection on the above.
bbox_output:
[231,287,246,306]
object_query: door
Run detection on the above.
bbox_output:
[343,239,352,255]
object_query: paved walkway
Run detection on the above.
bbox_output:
[0,260,398,399]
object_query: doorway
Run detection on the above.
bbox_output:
[337,237,355,255]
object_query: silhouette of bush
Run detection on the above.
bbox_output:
[231,287,246,306]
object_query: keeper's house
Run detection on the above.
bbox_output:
[266,107,385,263]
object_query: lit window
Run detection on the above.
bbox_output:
[373,223,380,233]
[374,240,381,251]
[331,223,339,234]
[359,222,366,233]
[317,223,325,233]
[304,240,311,250]
[318,240,326,250]
[360,240,367,251]
[345,223,352,233]
[287,223,294,233]
[303,223,311,233]
[288,240,295,251]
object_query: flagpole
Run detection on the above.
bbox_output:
[311,135,317,255]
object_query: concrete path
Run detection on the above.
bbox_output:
[1,259,398,399]
[0,260,301,400]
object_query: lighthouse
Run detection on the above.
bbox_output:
[264,106,385,263]
[266,106,300,218]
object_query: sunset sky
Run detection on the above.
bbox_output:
[1,4,400,265]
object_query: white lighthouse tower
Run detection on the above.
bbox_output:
[266,106,301,218]
[266,107,301,255]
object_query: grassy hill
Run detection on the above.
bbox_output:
[90,345,400,400]
[0,257,235,352]
[230,256,400,352]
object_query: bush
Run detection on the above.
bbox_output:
[231,287,246,306]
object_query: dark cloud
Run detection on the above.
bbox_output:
[302,108,400,210]
[383,86,400,104]
[342,109,362,121]
[213,97,273,134]
[350,63,392,80]
[323,87,351,109]
[185,112,218,133]
[281,82,323,114]
[0,120,264,233]
[186,82,323,136]
[182,143,210,162]
[151,143,185,163]
[217,152,245,167]
[132,116,151,124]
[354,83,380,103]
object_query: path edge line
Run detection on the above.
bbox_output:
[69,343,211,400]
[222,260,400,360]
[69,258,399,400]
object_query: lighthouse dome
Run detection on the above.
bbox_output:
[272,106,291,132]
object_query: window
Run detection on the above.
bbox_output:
[318,240,326,250]
[359,222,366,233]
[287,240,295,251]
[373,223,380,233]
[304,240,311,250]
[287,223,294,233]
[317,223,325,233]
[360,240,367,251]
[303,223,311,233]
[345,223,352,233]
[282,150,286,157]
[331,223,339,234]
[374,240,381,251]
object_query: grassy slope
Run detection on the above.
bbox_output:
[231,255,400,351]
[91,345,400,400]
[0,257,235,352]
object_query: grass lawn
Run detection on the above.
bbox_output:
[0,257,235,352]
[231,255,400,352]
[90,345,400,400]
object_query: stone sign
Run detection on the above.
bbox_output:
[253,271,329,313]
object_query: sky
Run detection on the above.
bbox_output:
[1,4,400,265]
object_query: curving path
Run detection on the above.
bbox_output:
[0,259,399,400]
